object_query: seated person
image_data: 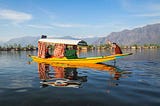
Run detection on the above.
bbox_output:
[64,45,78,59]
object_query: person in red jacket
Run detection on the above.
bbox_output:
[107,40,122,55]
[111,42,123,55]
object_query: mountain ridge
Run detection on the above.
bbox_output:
[1,23,160,46]
[2,36,99,46]
[94,23,160,45]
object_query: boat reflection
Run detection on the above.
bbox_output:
[50,62,125,80]
[38,63,87,88]
[37,62,131,88]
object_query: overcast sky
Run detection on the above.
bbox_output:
[0,0,160,41]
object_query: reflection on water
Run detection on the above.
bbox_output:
[37,62,130,88]
[37,63,88,88]
[1,50,160,106]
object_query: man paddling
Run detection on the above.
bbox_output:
[111,42,123,54]
[107,40,123,55]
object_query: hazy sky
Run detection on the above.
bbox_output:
[0,0,160,41]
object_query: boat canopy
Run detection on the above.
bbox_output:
[38,38,87,46]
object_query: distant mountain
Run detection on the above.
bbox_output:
[94,23,160,45]
[56,36,78,40]
[3,23,160,46]
[81,37,102,45]
[6,36,40,47]
[3,36,98,47]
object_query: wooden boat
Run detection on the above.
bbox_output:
[31,36,132,64]
[31,53,132,64]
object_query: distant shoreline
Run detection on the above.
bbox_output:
[0,44,159,51]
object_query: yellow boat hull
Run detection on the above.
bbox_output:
[31,53,132,64]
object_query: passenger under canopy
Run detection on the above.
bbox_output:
[37,38,87,58]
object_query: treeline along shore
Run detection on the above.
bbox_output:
[79,44,160,51]
[0,43,160,51]
[0,44,37,51]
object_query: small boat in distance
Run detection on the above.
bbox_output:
[31,35,132,64]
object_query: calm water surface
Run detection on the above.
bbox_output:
[0,49,160,106]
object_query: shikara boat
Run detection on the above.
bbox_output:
[31,53,132,64]
[31,36,132,64]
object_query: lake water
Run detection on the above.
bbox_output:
[0,49,160,106]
